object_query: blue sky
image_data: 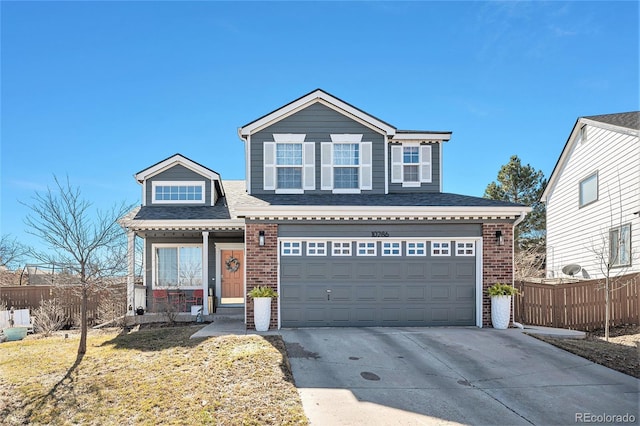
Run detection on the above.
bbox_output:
[1,1,638,261]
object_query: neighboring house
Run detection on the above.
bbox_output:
[542,111,640,279]
[120,89,529,328]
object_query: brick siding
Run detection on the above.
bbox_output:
[245,223,279,329]
[482,223,514,327]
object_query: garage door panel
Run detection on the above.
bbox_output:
[406,285,427,301]
[280,239,476,327]
[331,263,353,279]
[381,285,402,301]
[381,263,402,279]
[355,285,377,301]
[431,263,451,278]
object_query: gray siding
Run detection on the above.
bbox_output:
[145,164,212,205]
[279,223,482,238]
[250,103,386,194]
[388,143,441,193]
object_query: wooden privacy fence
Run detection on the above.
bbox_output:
[514,273,640,331]
[0,284,127,327]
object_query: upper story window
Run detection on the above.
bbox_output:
[152,181,205,204]
[579,172,598,207]
[391,143,432,187]
[321,134,372,193]
[264,134,315,193]
[610,224,631,267]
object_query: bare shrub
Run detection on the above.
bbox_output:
[97,297,126,328]
[33,300,67,336]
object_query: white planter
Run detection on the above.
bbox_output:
[491,295,512,329]
[253,297,272,331]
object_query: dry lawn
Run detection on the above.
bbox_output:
[0,326,308,425]
[532,325,640,378]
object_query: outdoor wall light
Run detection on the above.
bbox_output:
[258,230,265,246]
[495,230,504,246]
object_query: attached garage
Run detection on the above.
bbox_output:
[278,224,481,327]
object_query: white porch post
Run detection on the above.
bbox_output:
[126,230,135,317]
[202,231,210,315]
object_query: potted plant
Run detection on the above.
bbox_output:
[486,283,519,329]
[248,286,278,331]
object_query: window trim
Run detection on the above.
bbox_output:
[152,243,203,289]
[455,241,476,257]
[406,241,427,256]
[579,172,598,208]
[431,241,451,256]
[281,241,303,256]
[306,241,327,256]
[331,241,352,256]
[609,224,632,268]
[356,241,377,256]
[152,181,205,205]
[321,134,372,193]
[381,241,402,256]
[391,143,433,187]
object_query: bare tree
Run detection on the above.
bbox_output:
[23,176,132,355]
[0,234,29,270]
[587,175,637,341]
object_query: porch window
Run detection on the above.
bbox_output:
[155,245,202,288]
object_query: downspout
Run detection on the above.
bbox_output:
[512,210,528,329]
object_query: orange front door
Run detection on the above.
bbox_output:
[221,249,244,300]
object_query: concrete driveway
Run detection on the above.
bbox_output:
[280,327,639,425]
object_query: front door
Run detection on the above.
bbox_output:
[220,249,244,305]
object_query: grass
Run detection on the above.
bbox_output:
[0,326,308,425]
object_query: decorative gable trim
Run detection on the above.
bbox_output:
[238,89,397,138]
[135,154,221,185]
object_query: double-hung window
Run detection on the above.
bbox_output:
[391,143,432,186]
[321,134,372,193]
[155,244,202,288]
[276,143,303,190]
[333,143,359,189]
[609,224,631,267]
[263,134,315,192]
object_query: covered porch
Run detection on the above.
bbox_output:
[120,217,246,319]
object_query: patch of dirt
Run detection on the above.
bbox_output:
[533,325,640,378]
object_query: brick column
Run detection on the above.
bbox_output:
[482,223,514,327]
[245,223,279,329]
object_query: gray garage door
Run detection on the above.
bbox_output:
[280,240,476,327]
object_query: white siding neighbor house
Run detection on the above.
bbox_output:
[542,112,640,279]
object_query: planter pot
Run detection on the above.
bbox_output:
[253,297,272,331]
[490,295,512,329]
[4,327,28,341]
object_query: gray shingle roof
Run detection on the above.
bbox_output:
[134,205,231,220]
[129,180,524,223]
[584,111,639,130]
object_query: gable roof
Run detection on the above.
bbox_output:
[583,111,639,130]
[541,111,640,202]
[135,153,221,185]
[237,89,451,141]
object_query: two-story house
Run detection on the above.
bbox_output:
[120,89,529,329]
[542,111,640,279]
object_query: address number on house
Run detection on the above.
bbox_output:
[371,231,389,237]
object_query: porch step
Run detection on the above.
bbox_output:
[213,307,244,320]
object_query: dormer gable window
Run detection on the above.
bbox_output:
[152,181,205,204]
[391,143,432,187]
[321,134,372,193]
